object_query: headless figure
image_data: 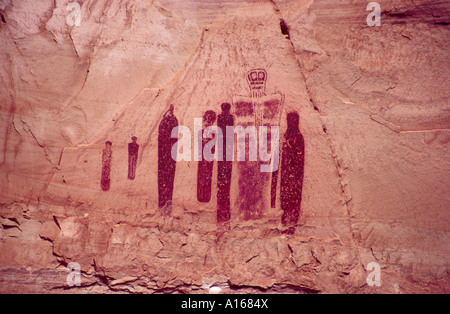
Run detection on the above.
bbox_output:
[101,141,112,191]
[217,103,234,224]
[128,137,139,180]
[158,105,178,215]
[197,110,217,203]
[280,112,305,231]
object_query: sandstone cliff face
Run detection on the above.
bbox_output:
[0,0,449,293]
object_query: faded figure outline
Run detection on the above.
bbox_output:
[101,141,112,191]
[158,105,178,216]
[280,111,305,234]
[128,137,139,180]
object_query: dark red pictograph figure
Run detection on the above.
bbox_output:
[271,168,279,208]
[280,112,305,228]
[101,141,112,191]
[217,103,234,224]
[158,105,178,214]
[197,110,217,203]
[233,69,283,220]
[128,137,139,180]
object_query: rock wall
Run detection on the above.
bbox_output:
[0,0,449,293]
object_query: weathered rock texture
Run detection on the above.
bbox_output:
[0,0,449,293]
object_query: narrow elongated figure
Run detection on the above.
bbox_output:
[128,137,139,180]
[158,105,178,215]
[280,112,305,227]
[217,103,234,224]
[101,141,112,191]
[197,111,217,203]
[271,167,279,208]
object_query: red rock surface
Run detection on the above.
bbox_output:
[0,0,449,293]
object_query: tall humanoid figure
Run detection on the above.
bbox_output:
[232,69,283,220]
[197,110,217,203]
[217,103,234,224]
[280,111,305,229]
[158,105,178,215]
[128,137,139,180]
[101,141,112,191]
